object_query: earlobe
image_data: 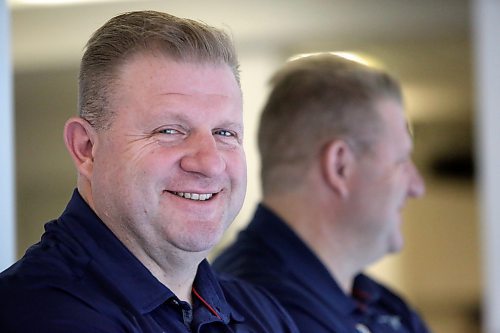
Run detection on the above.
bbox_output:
[64,117,96,181]
[322,140,354,199]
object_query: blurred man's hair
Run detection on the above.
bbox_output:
[258,54,402,194]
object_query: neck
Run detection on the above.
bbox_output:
[139,248,202,303]
[263,191,361,295]
[105,222,204,304]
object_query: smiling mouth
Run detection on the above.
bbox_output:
[167,191,217,201]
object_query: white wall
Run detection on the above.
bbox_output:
[0,0,16,271]
[473,0,500,332]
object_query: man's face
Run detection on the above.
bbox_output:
[348,98,425,262]
[89,53,246,255]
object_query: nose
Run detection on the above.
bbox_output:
[408,162,425,198]
[180,132,225,177]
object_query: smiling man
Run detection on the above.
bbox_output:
[213,54,431,333]
[0,11,298,333]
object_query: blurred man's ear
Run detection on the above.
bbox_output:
[64,117,96,181]
[321,139,355,199]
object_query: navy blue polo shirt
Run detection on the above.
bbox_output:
[0,191,298,333]
[213,204,431,333]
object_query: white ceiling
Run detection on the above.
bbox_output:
[10,0,469,66]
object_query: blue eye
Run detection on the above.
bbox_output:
[159,128,179,135]
[214,129,234,137]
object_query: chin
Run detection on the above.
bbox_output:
[176,239,218,254]
[184,229,226,253]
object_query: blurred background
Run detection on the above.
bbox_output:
[1,0,488,332]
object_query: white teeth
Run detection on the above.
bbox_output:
[172,192,214,201]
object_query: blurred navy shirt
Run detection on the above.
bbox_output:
[0,191,298,333]
[213,204,431,333]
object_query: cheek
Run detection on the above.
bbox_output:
[92,149,122,187]
[389,167,410,194]
[373,162,405,193]
[94,139,133,175]
[226,151,247,214]
[130,145,176,178]
[227,150,247,181]
[238,155,248,184]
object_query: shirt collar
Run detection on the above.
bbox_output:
[192,260,244,324]
[352,274,382,310]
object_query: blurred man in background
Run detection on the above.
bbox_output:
[214,54,430,333]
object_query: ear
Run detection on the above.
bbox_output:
[321,139,355,199]
[64,117,97,182]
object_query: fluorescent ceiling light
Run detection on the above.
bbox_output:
[288,51,383,69]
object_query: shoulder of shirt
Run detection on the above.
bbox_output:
[216,274,292,315]
[216,273,293,315]
[216,273,300,333]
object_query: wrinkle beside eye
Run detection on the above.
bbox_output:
[125,133,152,144]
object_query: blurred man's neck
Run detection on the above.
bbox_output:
[263,192,361,295]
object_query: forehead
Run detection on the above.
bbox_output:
[119,52,241,95]
[109,53,243,124]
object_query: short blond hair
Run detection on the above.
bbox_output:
[79,10,240,130]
